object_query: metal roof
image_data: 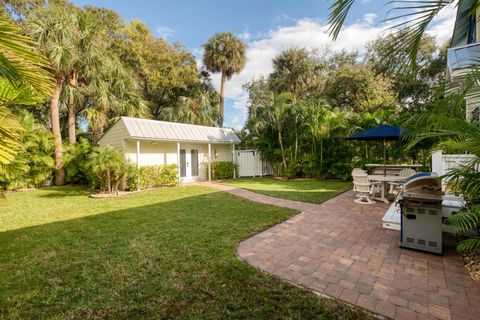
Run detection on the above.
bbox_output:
[120,117,240,144]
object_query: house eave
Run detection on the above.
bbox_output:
[125,137,240,145]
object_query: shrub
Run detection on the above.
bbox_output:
[285,160,305,179]
[0,112,56,191]
[159,164,179,186]
[127,164,178,190]
[210,161,238,180]
[63,138,93,185]
[86,147,130,193]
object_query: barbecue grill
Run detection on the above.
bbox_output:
[397,175,443,254]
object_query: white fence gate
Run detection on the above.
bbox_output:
[235,150,272,177]
[432,150,477,189]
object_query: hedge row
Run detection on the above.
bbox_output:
[127,164,178,190]
[209,161,238,180]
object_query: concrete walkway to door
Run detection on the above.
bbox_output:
[197,181,480,320]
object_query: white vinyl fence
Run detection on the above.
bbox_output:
[235,150,272,177]
[432,150,477,189]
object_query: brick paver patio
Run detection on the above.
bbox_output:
[200,182,480,320]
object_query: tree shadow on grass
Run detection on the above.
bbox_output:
[38,185,92,198]
[0,187,367,320]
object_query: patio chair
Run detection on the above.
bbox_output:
[388,168,416,195]
[352,171,380,204]
[352,168,366,192]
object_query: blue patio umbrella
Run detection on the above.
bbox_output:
[346,125,407,175]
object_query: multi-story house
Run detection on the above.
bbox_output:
[447,0,480,121]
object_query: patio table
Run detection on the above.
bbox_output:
[365,164,422,175]
[368,174,406,203]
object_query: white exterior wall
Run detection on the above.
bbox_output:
[97,121,128,149]
[124,140,177,166]
[432,150,477,190]
[124,140,233,181]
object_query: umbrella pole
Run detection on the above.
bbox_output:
[383,138,386,176]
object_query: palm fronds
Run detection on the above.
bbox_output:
[327,0,356,40]
[0,78,45,106]
[446,205,480,233]
[382,0,452,72]
[456,237,480,253]
[0,14,54,170]
[0,14,54,97]
[0,113,21,165]
[328,0,455,73]
[445,205,480,253]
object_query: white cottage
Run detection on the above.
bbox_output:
[98,117,240,182]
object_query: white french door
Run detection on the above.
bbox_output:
[179,148,199,181]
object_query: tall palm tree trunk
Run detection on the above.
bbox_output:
[51,77,65,186]
[278,130,287,170]
[294,119,298,161]
[67,71,77,144]
[219,71,226,127]
[320,139,324,172]
[92,127,103,146]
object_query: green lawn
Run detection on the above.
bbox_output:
[222,177,352,204]
[0,186,368,319]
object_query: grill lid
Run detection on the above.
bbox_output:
[402,176,443,201]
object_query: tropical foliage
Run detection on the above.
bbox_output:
[114,19,198,120]
[0,112,55,191]
[0,14,53,167]
[86,146,130,194]
[242,45,444,179]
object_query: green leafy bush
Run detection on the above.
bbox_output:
[63,138,93,185]
[87,147,130,193]
[210,161,237,180]
[127,164,178,190]
[0,112,56,191]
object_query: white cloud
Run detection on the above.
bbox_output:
[363,13,377,26]
[273,14,297,24]
[238,30,251,41]
[156,26,175,39]
[211,10,456,129]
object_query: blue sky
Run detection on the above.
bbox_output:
[72,0,457,128]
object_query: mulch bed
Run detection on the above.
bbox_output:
[464,248,480,281]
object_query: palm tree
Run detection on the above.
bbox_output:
[327,0,455,73]
[161,82,221,126]
[0,14,53,166]
[82,56,149,144]
[266,93,294,170]
[87,146,129,194]
[269,48,319,100]
[305,102,348,171]
[64,8,104,144]
[203,32,246,126]
[26,4,77,185]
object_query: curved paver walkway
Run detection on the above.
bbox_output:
[198,182,480,320]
